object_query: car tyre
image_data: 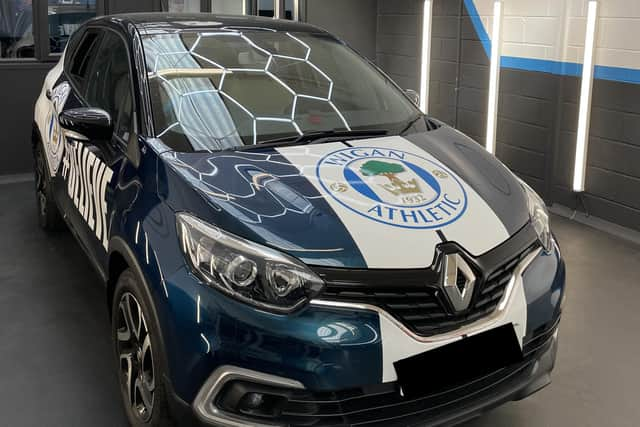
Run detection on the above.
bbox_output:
[33,141,66,231]
[112,269,174,427]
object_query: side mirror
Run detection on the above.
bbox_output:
[59,108,113,142]
[405,89,420,107]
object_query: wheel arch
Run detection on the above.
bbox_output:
[107,236,156,319]
[107,236,172,376]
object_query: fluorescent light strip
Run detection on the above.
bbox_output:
[485,0,503,154]
[573,1,599,192]
[242,0,246,15]
[419,0,433,113]
[275,0,281,18]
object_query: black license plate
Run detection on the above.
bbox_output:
[394,324,523,398]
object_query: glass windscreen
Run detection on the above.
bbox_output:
[142,29,420,152]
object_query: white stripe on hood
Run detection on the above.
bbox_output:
[277,136,509,268]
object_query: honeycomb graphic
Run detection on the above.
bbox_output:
[144,29,351,149]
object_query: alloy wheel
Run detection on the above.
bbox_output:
[116,292,156,422]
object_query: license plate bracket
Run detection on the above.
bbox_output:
[393,324,523,398]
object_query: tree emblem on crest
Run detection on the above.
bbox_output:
[359,160,421,196]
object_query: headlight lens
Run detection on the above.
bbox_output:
[177,213,324,313]
[520,181,552,252]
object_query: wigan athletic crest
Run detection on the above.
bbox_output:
[317,147,467,229]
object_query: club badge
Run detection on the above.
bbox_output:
[316,147,467,229]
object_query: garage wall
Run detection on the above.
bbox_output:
[426,0,640,232]
[375,0,422,92]
[551,1,640,229]
[304,0,378,60]
[0,65,53,175]
[428,0,461,126]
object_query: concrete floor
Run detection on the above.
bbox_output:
[1,180,639,427]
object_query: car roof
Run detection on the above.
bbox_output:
[93,12,329,36]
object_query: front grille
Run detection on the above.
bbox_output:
[319,245,537,337]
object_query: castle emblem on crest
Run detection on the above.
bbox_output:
[359,160,421,196]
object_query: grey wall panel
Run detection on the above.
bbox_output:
[497,118,549,154]
[0,65,53,175]
[376,53,419,80]
[586,168,640,211]
[496,144,546,182]
[305,0,377,61]
[429,0,461,125]
[460,39,487,66]
[455,6,487,145]
[377,34,418,57]
[552,130,577,191]
[580,79,640,230]
[377,0,421,15]
[376,0,422,92]
[495,67,560,200]
[460,63,488,90]
[589,137,640,178]
[456,108,485,142]
[579,194,640,232]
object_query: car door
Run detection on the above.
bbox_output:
[58,28,136,272]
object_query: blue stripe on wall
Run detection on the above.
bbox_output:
[463,0,640,84]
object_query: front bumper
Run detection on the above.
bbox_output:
[157,241,565,426]
[168,323,558,427]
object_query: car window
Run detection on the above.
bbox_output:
[85,31,134,142]
[68,30,102,95]
[142,30,419,152]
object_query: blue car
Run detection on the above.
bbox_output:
[32,13,565,427]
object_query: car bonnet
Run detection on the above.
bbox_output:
[161,128,530,269]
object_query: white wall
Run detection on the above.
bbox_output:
[472,0,640,72]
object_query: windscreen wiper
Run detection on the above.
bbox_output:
[235,129,388,151]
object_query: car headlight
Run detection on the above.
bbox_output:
[520,181,552,253]
[177,213,324,313]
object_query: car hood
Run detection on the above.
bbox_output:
[160,125,530,269]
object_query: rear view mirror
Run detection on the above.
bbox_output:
[59,108,113,141]
[405,89,420,107]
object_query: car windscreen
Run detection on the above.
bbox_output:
[141,29,420,152]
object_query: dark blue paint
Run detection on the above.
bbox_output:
[161,266,382,401]
[522,245,566,339]
[404,126,530,234]
[159,150,368,268]
[47,14,567,415]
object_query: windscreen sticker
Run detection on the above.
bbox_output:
[316,147,467,229]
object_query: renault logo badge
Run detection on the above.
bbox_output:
[441,253,476,312]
